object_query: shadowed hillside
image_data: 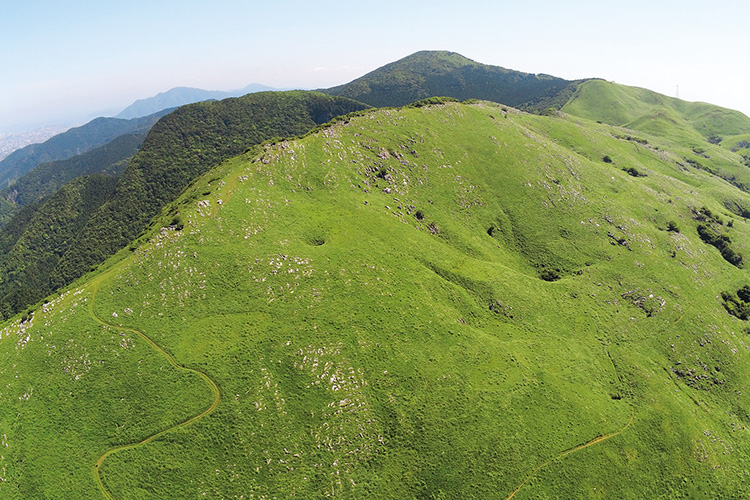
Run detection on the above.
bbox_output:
[0,131,145,227]
[0,174,118,318]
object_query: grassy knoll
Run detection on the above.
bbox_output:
[3,100,750,498]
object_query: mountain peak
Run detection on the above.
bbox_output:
[322,50,577,109]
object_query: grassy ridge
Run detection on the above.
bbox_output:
[3,101,750,497]
[562,79,750,142]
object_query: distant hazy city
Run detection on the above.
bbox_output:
[0,126,74,161]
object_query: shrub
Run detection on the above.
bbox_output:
[697,224,743,268]
[407,96,460,108]
[623,166,646,177]
[602,155,613,163]
[170,215,184,231]
[722,289,750,320]
[540,268,561,282]
[738,285,750,303]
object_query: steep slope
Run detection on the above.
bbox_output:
[49,91,369,293]
[4,101,750,498]
[0,133,144,320]
[0,174,118,318]
[0,109,172,188]
[115,84,277,119]
[322,50,583,111]
[0,131,144,226]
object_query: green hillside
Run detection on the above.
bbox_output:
[4,99,750,498]
[322,50,582,111]
[562,79,750,143]
[0,174,119,319]
[0,91,367,322]
[0,133,143,321]
[48,91,369,299]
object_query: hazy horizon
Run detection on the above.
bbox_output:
[2,0,749,134]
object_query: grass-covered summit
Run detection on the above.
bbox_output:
[4,98,750,498]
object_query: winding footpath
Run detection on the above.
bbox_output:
[88,274,221,500]
[504,408,635,500]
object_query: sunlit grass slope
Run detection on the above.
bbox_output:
[3,100,750,498]
[562,79,750,144]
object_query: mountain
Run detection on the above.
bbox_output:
[0,109,172,189]
[0,91,367,321]
[115,84,279,120]
[3,95,750,497]
[0,133,146,315]
[0,125,73,161]
[0,131,145,226]
[5,50,750,498]
[322,50,584,111]
[561,79,750,196]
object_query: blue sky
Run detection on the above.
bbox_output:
[2,0,748,132]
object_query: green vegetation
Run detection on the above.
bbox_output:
[2,98,750,498]
[0,132,144,320]
[0,131,143,227]
[0,110,169,188]
[48,91,368,297]
[721,285,750,320]
[322,50,584,111]
[0,92,368,320]
[697,223,743,267]
[562,79,750,143]
[0,174,118,318]
[562,80,750,199]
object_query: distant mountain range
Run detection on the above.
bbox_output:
[0,126,73,162]
[114,83,281,119]
[0,109,173,189]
